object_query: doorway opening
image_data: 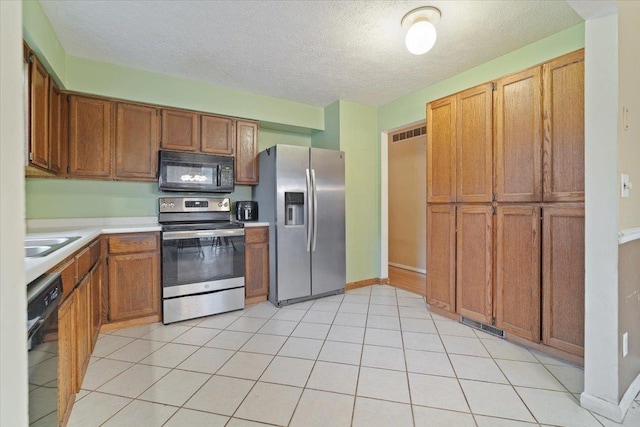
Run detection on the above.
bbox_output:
[387,122,427,295]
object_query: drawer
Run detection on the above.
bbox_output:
[76,247,91,280]
[245,227,268,245]
[89,238,101,266]
[57,258,77,302]
[108,233,159,254]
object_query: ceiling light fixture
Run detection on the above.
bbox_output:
[401,6,441,55]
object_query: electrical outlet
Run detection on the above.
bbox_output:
[623,332,629,357]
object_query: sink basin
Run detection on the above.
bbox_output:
[24,237,74,246]
[25,246,52,257]
[24,236,81,258]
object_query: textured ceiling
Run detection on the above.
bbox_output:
[39,0,583,107]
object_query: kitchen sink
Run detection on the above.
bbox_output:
[25,246,52,257]
[24,236,81,258]
[24,237,75,246]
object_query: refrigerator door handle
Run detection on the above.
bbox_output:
[312,168,318,251]
[306,168,312,252]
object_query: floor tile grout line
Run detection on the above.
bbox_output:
[74,286,603,427]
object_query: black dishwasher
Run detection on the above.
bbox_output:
[27,273,62,426]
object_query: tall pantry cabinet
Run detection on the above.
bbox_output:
[426,49,585,359]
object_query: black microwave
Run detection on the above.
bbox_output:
[159,150,235,193]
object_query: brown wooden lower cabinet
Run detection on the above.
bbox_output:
[57,295,75,426]
[542,206,585,356]
[495,206,541,342]
[426,204,456,312]
[56,238,102,426]
[456,204,493,324]
[245,226,269,299]
[74,275,91,390]
[106,233,160,323]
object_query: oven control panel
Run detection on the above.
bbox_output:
[159,197,230,213]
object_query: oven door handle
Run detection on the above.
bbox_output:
[162,229,245,240]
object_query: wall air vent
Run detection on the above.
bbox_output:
[460,316,505,338]
[391,125,426,143]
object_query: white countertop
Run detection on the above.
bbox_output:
[25,217,161,284]
[25,217,269,283]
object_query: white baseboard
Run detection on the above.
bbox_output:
[388,262,426,275]
[581,373,640,423]
[619,227,640,244]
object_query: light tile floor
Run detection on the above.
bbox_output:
[69,285,640,427]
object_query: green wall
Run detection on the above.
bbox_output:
[66,56,324,130]
[337,101,380,283]
[311,101,340,151]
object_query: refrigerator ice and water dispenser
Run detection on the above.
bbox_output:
[285,192,304,226]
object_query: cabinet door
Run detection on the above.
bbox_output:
[57,296,75,426]
[543,50,585,202]
[495,206,541,341]
[245,243,269,298]
[29,54,49,169]
[48,80,63,173]
[542,206,585,356]
[74,276,91,390]
[90,262,102,346]
[426,205,456,312]
[161,109,199,151]
[456,84,493,202]
[201,114,234,155]
[68,96,112,177]
[108,252,160,322]
[235,120,259,184]
[115,103,160,180]
[495,66,543,202]
[456,205,493,324]
[427,96,456,203]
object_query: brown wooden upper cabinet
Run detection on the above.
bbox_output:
[202,114,234,155]
[161,109,235,156]
[29,53,50,170]
[543,50,585,202]
[427,83,492,203]
[68,95,112,178]
[456,84,493,202]
[426,204,456,312]
[455,204,493,324]
[235,120,259,185]
[161,109,199,151]
[495,205,541,342]
[427,96,456,203]
[495,66,543,202]
[542,206,585,356]
[116,102,160,180]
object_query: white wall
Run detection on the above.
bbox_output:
[580,10,623,421]
[0,1,28,426]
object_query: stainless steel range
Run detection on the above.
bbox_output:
[159,197,245,324]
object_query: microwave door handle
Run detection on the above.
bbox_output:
[216,166,221,187]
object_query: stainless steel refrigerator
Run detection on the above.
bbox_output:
[253,144,346,306]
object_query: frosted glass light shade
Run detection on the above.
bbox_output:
[405,20,437,55]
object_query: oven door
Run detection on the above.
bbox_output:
[162,228,245,297]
